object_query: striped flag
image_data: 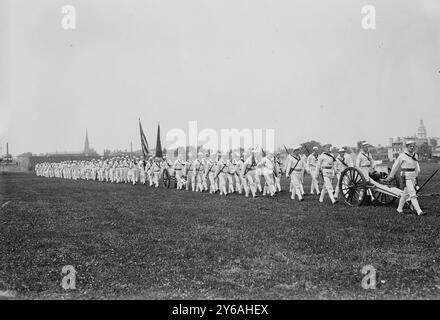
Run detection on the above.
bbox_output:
[139,119,149,157]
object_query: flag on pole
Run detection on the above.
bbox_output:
[155,123,163,158]
[139,119,149,157]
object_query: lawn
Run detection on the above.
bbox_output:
[1,163,440,299]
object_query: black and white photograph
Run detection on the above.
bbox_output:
[1,0,440,305]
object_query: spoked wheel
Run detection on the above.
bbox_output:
[371,189,395,205]
[371,168,397,205]
[170,176,177,189]
[162,169,171,188]
[339,167,368,206]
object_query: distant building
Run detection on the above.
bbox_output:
[83,129,98,156]
[371,145,389,162]
[388,120,439,160]
[16,129,99,170]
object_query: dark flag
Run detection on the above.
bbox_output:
[139,119,149,157]
[302,143,311,156]
[155,123,163,158]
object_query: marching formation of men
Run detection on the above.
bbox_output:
[34,141,426,215]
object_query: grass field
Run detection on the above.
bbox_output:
[1,163,440,299]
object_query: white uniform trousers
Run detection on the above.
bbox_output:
[217,172,228,195]
[289,171,303,200]
[319,169,336,203]
[245,169,258,197]
[398,174,422,214]
[309,168,320,194]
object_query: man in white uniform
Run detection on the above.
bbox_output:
[200,151,211,192]
[226,154,236,194]
[274,153,283,193]
[307,146,320,195]
[243,150,259,198]
[185,156,195,192]
[255,150,264,194]
[299,151,307,196]
[151,157,162,188]
[356,142,375,180]
[173,155,186,190]
[235,153,248,195]
[204,152,217,194]
[215,152,229,196]
[315,143,338,204]
[285,146,305,201]
[193,152,205,192]
[356,142,375,201]
[385,140,425,216]
[260,152,277,197]
[139,158,147,185]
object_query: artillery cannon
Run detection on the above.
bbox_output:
[338,165,402,206]
[161,165,177,189]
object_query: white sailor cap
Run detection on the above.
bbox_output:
[312,146,319,151]
[293,145,302,151]
[361,141,370,147]
[338,147,346,152]
[322,143,332,148]
[406,140,415,146]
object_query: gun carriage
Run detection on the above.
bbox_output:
[161,163,177,189]
[338,164,403,206]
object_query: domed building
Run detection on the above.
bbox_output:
[388,120,439,161]
[415,120,428,144]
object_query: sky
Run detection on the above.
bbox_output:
[1,0,440,155]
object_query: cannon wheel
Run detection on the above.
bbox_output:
[370,168,397,205]
[371,188,395,205]
[339,167,367,206]
[162,169,171,189]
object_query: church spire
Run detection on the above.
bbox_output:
[84,129,90,154]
